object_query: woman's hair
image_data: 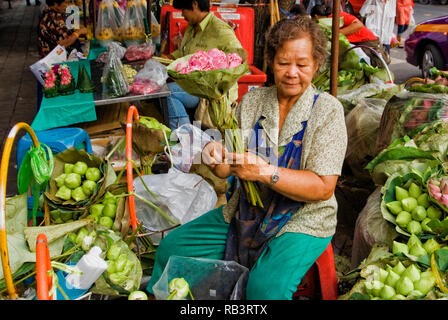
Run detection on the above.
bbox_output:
[264,15,328,72]
[46,0,66,6]
[310,4,332,18]
[173,0,210,12]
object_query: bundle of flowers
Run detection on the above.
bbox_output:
[167,48,262,207]
[43,68,59,98]
[54,64,76,95]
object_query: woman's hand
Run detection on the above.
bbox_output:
[227,152,271,182]
[202,141,226,169]
[76,27,88,36]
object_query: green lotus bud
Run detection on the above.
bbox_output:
[409,290,424,298]
[85,167,101,182]
[50,210,60,220]
[73,161,88,176]
[423,238,440,255]
[411,206,427,222]
[169,278,190,300]
[392,261,406,276]
[364,280,374,295]
[64,173,82,189]
[102,192,117,205]
[408,183,422,199]
[386,201,403,215]
[64,163,74,174]
[55,185,72,201]
[55,173,67,188]
[396,211,412,228]
[421,270,436,280]
[115,254,127,273]
[395,186,409,201]
[380,284,396,300]
[71,186,87,202]
[417,193,430,209]
[85,214,99,223]
[379,268,388,283]
[103,203,117,218]
[407,220,423,235]
[393,241,409,255]
[385,270,401,288]
[75,227,89,246]
[409,243,427,257]
[371,280,384,297]
[414,276,435,295]
[107,260,117,274]
[407,234,423,248]
[402,264,421,282]
[392,294,406,300]
[68,232,77,243]
[128,291,148,300]
[89,204,104,217]
[82,180,96,196]
[60,211,73,222]
[109,272,127,285]
[427,206,442,220]
[401,197,418,213]
[81,235,94,251]
[99,216,114,229]
[421,217,433,232]
[107,244,121,261]
[396,276,414,296]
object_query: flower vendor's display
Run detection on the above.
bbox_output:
[167,48,262,207]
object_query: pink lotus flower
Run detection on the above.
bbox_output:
[227,52,242,68]
[188,50,212,70]
[208,48,228,70]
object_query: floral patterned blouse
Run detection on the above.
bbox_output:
[38,6,74,57]
[222,85,348,238]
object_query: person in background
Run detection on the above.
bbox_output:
[37,0,87,58]
[289,3,309,17]
[161,0,244,130]
[146,16,347,300]
[395,0,414,48]
[311,4,389,66]
[359,0,396,54]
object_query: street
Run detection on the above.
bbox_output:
[389,2,448,83]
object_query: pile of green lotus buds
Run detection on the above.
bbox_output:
[387,182,443,235]
[428,176,448,210]
[393,234,442,258]
[69,227,104,252]
[363,262,436,299]
[85,191,119,229]
[54,161,102,202]
[50,209,82,224]
[105,243,136,291]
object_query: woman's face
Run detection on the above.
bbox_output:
[53,0,70,13]
[181,2,203,26]
[273,37,318,99]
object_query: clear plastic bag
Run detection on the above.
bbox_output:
[133,168,217,244]
[111,0,125,41]
[345,98,387,182]
[95,0,120,46]
[168,124,213,173]
[152,256,249,300]
[129,59,167,94]
[351,187,399,269]
[101,44,129,98]
[122,0,146,46]
[375,91,448,154]
[124,41,155,62]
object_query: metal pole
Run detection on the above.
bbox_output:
[330,0,340,97]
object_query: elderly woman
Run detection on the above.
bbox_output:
[146,16,347,300]
[37,0,87,58]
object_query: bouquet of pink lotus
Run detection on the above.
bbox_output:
[167,48,262,207]
[56,64,76,95]
[43,68,59,98]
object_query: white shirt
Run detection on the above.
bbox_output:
[360,0,397,45]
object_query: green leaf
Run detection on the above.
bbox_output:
[349,292,371,300]
[365,147,436,172]
[435,248,448,272]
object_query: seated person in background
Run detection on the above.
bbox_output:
[162,0,244,130]
[37,0,87,58]
[311,4,389,66]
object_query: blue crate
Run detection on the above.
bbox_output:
[17,127,93,170]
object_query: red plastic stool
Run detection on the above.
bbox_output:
[293,243,338,300]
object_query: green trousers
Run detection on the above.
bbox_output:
[146,206,332,300]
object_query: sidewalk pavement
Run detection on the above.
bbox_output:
[0,0,41,196]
